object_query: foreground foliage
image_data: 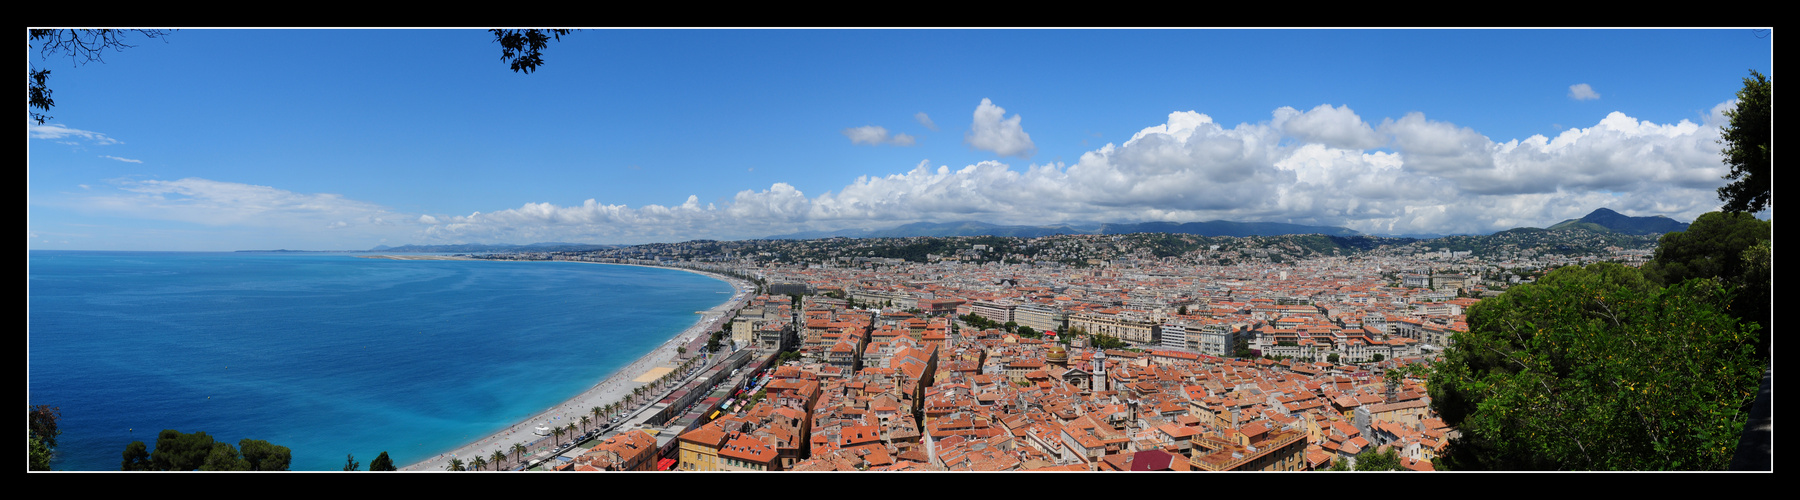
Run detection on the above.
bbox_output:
[121,430,290,471]
[1430,263,1761,470]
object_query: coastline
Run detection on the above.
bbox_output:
[401,261,751,471]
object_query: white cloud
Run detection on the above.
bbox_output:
[29,123,121,145]
[99,155,142,163]
[843,125,890,145]
[85,178,405,233]
[966,98,1036,158]
[1273,104,1385,150]
[1569,83,1601,100]
[410,102,1734,242]
[915,112,938,131]
[63,103,1737,247]
[842,125,915,146]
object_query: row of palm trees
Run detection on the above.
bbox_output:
[449,354,713,471]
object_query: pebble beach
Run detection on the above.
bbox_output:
[402,263,751,471]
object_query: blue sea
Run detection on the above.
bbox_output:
[26,251,732,471]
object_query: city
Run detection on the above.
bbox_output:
[468,220,1733,471]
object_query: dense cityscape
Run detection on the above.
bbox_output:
[451,217,1753,472]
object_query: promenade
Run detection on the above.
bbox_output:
[402,266,752,471]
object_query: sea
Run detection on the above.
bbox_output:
[26,250,733,471]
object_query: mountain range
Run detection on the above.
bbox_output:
[764,220,1365,240]
[357,209,1688,251]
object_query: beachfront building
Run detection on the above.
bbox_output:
[676,420,733,471]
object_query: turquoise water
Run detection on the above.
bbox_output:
[26,251,731,471]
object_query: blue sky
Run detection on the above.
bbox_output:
[27,28,1772,251]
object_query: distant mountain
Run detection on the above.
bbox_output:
[1547,208,1689,235]
[765,219,1360,240]
[367,242,622,253]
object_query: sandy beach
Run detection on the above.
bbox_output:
[402,262,752,471]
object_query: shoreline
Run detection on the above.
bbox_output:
[401,261,752,471]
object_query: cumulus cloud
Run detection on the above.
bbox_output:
[407,102,1735,242]
[1273,104,1385,150]
[1569,83,1601,100]
[966,98,1036,158]
[70,103,1737,246]
[29,123,121,145]
[915,112,938,131]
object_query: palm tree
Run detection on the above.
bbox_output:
[591,406,602,425]
[448,458,465,471]
[512,443,527,466]
[551,426,565,447]
[579,415,591,434]
[471,456,487,471]
[492,450,508,471]
[565,423,578,443]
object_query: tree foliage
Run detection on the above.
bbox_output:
[28,405,61,470]
[491,29,573,74]
[1642,212,1771,288]
[1716,70,1771,214]
[200,442,251,471]
[128,430,291,471]
[343,454,360,471]
[121,440,152,471]
[26,29,172,124]
[238,438,291,471]
[1429,263,1762,470]
[369,451,397,471]
[1640,211,1772,358]
[1355,446,1403,471]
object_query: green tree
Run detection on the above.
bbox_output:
[150,429,216,471]
[471,455,487,471]
[1354,446,1403,471]
[238,438,291,471]
[200,442,250,471]
[369,451,397,471]
[1327,353,1340,364]
[30,434,53,471]
[1716,70,1771,214]
[1429,263,1762,470]
[1640,211,1771,358]
[343,454,360,471]
[28,405,60,471]
[492,450,508,471]
[121,441,152,471]
[1642,212,1771,287]
[447,457,465,471]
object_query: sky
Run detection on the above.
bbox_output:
[27,28,1773,251]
